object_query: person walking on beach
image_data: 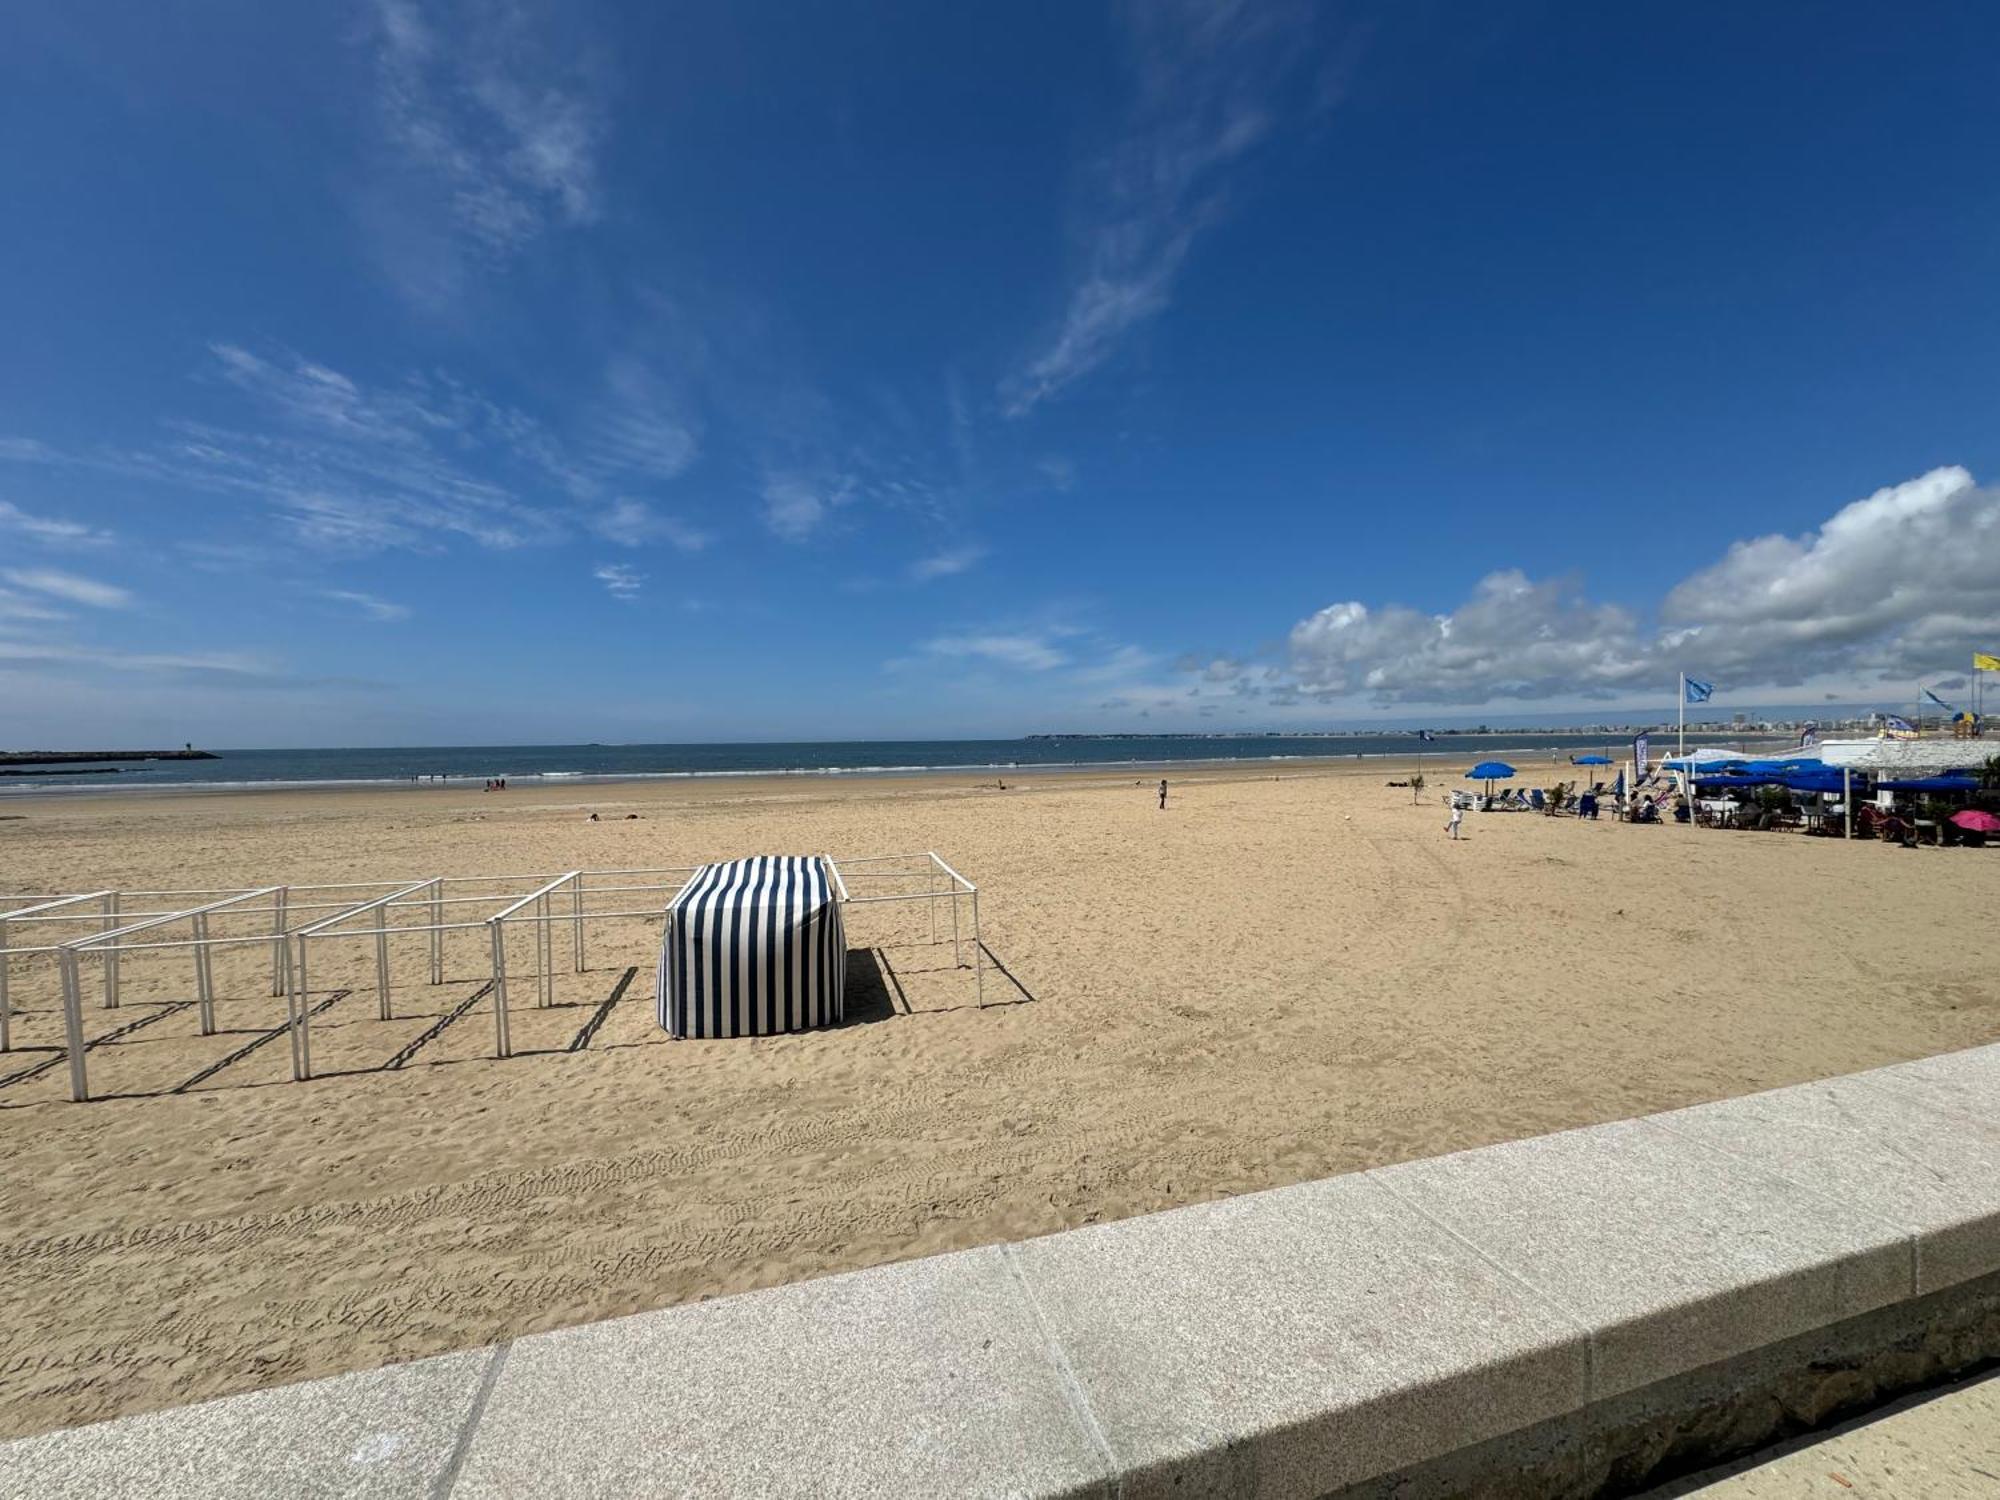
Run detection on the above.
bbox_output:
[1158,778,1168,811]
[1445,800,1464,840]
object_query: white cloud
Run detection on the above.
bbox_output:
[10,345,716,569]
[0,500,112,547]
[367,0,604,260]
[0,641,271,676]
[322,589,413,622]
[1002,1,1313,415]
[1288,572,1646,704]
[2,568,132,609]
[923,632,1070,671]
[909,546,985,581]
[587,361,701,482]
[1658,465,2000,682]
[0,588,68,622]
[594,562,644,599]
[200,343,561,551]
[1281,465,2000,708]
[591,498,710,551]
[761,473,851,543]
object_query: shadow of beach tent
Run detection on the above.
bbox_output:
[1465,760,1516,800]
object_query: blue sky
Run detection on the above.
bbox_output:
[4,2,1999,745]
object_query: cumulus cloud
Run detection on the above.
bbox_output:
[2,568,132,609]
[1282,466,2000,707]
[1659,466,2000,682]
[1289,572,1646,703]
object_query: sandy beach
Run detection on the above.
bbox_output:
[2,758,1997,1440]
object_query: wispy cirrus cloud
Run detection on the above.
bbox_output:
[2,568,132,609]
[0,500,113,547]
[589,498,710,551]
[322,589,413,622]
[909,546,986,581]
[593,562,644,599]
[0,342,715,570]
[1003,0,1317,416]
[363,0,606,302]
[0,641,274,677]
[760,472,854,543]
[0,588,69,622]
[923,632,1069,671]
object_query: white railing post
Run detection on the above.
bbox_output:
[270,886,289,996]
[571,872,585,973]
[290,935,313,1080]
[61,945,89,1102]
[429,878,444,985]
[950,885,962,968]
[102,891,120,1007]
[375,906,392,1020]
[192,911,215,1034]
[490,919,512,1058]
[972,887,984,1008]
[537,894,552,1008]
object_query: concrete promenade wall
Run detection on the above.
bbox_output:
[4,1042,1998,1498]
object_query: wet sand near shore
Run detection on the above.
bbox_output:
[2,759,1996,1438]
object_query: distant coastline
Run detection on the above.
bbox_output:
[1024,728,1763,742]
[0,731,1785,800]
[0,749,218,766]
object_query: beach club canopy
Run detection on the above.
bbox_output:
[1661,748,1747,772]
[657,855,846,1039]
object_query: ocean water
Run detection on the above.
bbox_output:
[0,733,1678,796]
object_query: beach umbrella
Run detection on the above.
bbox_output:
[1465,760,1515,799]
[1573,753,1613,793]
[1949,809,2000,834]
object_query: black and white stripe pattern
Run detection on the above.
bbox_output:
[657,856,846,1038]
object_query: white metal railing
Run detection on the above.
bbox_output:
[2,854,985,1102]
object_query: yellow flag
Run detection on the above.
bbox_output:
[1977,652,2000,672]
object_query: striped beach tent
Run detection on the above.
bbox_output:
[657,856,846,1038]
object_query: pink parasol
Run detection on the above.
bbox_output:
[1948,809,2000,834]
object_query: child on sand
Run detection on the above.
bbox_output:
[1445,802,1463,840]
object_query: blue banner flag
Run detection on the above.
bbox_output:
[1923,687,1957,713]
[1684,677,1713,704]
[1417,729,1436,742]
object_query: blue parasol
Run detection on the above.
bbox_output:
[1465,760,1516,799]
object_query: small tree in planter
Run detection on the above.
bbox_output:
[1409,772,1426,804]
